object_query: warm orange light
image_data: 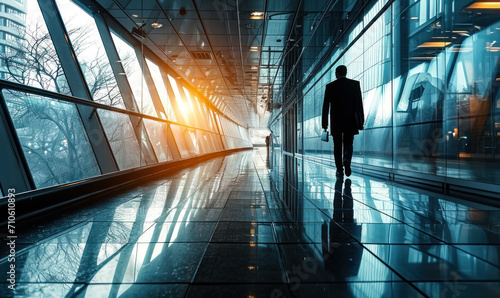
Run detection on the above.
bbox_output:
[417,41,451,47]
[467,2,500,9]
[250,46,260,51]
[250,11,264,19]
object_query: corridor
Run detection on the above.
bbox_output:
[1,150,499,297]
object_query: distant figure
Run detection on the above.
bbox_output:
[322,65,364,178]
[265,133,271,166]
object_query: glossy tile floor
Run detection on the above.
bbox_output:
[1,149,500,297]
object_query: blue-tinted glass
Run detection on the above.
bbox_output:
[98,109,144,170]
[3,90,100,188]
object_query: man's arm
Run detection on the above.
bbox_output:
[356,81,364,127]
[322,85,330,129]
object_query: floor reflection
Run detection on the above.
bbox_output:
[1,150,499,297]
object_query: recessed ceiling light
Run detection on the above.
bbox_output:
[250,46,260,51]
[250,12,264,19]
[417,41,451,47]
[132,14,138,18]
[151,22,163,29]
[251,65,258,70]
[467,2,500,9]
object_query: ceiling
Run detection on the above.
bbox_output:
[94,0,339,128]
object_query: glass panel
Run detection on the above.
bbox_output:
[182,86,198,127]
[208,133,217,152]
[170,124,190,158]
[98,109,143,170]
[267,0,500,186]
[3,90,100,188]
[143,119,171,162]
[145,58,177,122]
[167,75,189,123]
[185,128,200,155]
[55,0,125,108]
[110,32,156,116]
[0,2,70,94]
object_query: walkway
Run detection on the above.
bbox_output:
[1,149,499,297]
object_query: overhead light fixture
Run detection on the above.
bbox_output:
[417,41,451,47]
[250,46,260,51]
[250,12,264,19]
[251,65,258,70]
[410,17,419,20]
[132,14,138,18]
[467,1,500,9]
[151,22,163,29]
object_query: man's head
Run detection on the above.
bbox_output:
[335,65,347,79]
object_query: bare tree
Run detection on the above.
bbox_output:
[0,20,125,187]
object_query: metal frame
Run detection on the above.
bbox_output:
[0,90,35,193]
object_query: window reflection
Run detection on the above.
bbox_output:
[279,0,500,185]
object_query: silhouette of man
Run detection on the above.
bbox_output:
[322,65,364,178]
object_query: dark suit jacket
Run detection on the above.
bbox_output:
[322,77,364,135]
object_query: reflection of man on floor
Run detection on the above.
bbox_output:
[322,65,364,178]
[322,179,362,284]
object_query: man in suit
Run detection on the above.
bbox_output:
[322,65,364,178]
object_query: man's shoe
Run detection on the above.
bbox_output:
[345,161,351,177]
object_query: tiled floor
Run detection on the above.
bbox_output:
[1,149,500,297]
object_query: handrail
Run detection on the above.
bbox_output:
[0,79,238,137]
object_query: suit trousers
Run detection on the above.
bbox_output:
[333,132,354,172]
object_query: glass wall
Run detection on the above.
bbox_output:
[3,89,100,188]
[270,0,500,186]
[0,0,252,194]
